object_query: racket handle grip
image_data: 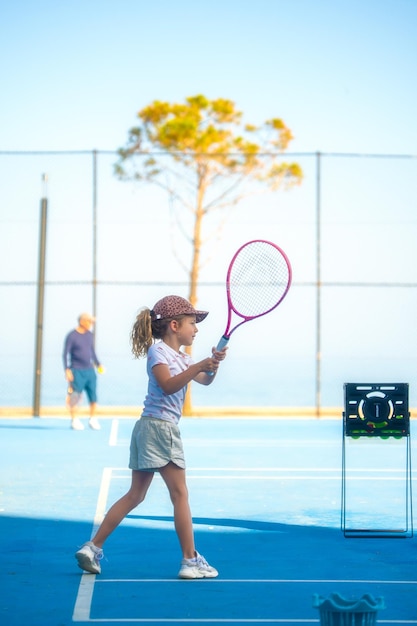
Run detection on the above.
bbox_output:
[216,336,229,351]
[207,336,229,377]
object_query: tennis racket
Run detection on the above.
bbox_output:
[214,239,292,351]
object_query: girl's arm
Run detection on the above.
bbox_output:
[153,347,227,393]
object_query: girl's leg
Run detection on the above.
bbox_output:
[159,462,195,559]
[92,469,154,548]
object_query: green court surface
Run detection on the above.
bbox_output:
[1,416,416,625]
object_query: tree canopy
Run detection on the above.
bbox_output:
[115,94,302,301]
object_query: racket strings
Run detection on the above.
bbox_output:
[228,244,290,317]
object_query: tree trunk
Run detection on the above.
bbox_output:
[183,170,206,416]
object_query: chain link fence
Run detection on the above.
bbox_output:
[1,150,416,415]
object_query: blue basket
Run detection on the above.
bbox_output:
[313,593,385,626]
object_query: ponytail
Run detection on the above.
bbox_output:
[130,308,153,358]
[130,307,173,357]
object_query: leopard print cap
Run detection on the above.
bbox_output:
[151,295,208,323]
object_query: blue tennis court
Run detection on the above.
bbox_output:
[1,416,416,625]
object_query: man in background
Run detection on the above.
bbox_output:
[63,313,104,430]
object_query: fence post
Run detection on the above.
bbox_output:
[92,149,98,326]
[33,174,48,417]
[315,151,321,417]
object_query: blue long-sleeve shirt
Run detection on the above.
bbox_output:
[63,330,100,370]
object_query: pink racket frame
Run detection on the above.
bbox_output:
[216,239,292,350]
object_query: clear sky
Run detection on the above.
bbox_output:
[1,0,417,409]
[1,0,416,155]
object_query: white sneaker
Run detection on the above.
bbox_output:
[89,418,101,430]
[75,541,104,574]
[178,551,218,579]
[71,418,84,430]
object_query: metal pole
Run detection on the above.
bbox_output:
[92,149,97,326]
[315,152,322,417]
[33,174,48,417]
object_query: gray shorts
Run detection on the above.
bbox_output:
[128,416,186,472]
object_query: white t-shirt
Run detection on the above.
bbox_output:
[142,341,193,424]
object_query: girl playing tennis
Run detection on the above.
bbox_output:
[75,295,227,579]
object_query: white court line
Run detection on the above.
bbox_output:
[72,576,96,621]
[95,578,417,585]
[75,619,320,623]
[72,618,417,624]
[106,467,416,473]
[110,473,413,482]
[92,466,113,532]
[73,467,113,622]
[188,468,414,472]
